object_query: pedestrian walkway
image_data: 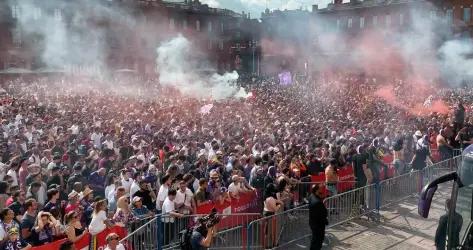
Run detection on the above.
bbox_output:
[287,184,452,250]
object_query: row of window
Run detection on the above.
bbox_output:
[168,18,232,34]
[11,5,63,21]
[338,14,402,29]
[336,8,472,30]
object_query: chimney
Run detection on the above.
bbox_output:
[312,4,318,11]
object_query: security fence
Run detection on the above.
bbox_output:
[121,156,462,250]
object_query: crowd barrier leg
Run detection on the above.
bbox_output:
[157,214,163,250]
[418,170,424,194]
[246,223,252,250]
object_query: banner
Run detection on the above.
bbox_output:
[93,226,128,250]
[30,225,124,250]
[310,165,355,193]
[195,191,261,229]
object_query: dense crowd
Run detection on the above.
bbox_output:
[0,74,471,249]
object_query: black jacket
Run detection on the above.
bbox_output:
[308,193,328,231]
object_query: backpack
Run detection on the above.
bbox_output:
[179,228,193,250]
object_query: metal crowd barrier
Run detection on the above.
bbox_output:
[325,183,379,226]
[160,213,259,250]
[120,215,160,250]
[121,156,462,250]
[244,155,462,249]
[246,205,311,250]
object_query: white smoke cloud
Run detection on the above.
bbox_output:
[156,35,246,100]
[7,0,137,74]
[439,39,473,85]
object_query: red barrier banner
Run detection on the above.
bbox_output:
[310,165,355,193]
[195,191,261,229]
[93,226,127,250]
[30,226,122,250]
[31,239,67,250]
[75,231,91,250]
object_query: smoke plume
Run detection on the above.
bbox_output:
[7,0,136,74]
[156,35,246,100]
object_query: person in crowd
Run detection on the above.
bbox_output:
[31,211,59,246]
[0,181,9,210]
[104,233,125,250]
[65,190,80,215]
[42,188,60,213]
[113,196,135,227]
[175,179,195,215]
[88,199,113,236]
[20,199,37,244]
[67,163,86,194]
[129,172,142,198]
[437,129,454,161]
[131,196,153,219]
[190,223,217,250]
[194,178,209,206]
[162,189,183,245]
[0,208,20,241]
[108,187,126,214]
[88,168,106,197]
[120,170,133,195]
[308,184,328,250]
[156,175,172,213]
[411,135,431,171]
[435,199,463,250]
[63,211,88,243]
[7,190,25,222]
[325,159,339,197]
[1,227,32,250]
[133,180,156,212]
[392,137,406,175]
[105,175,118,202]
[262,183,282,249]
[456,124,473,151]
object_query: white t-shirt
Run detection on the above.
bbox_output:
[104,243,125,250]
[130,181,140,198]
[105,184,115,201]
[91,132,102,149]
[89,210,107,235]
[175,188,193,214]
[121,178,132,194]
[6,169,18,187]
[162,197,176,223]
[156,184,169,211]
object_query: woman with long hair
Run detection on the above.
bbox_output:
[112,196,135,227]
[64,211,88,243]
[88,200,113,236]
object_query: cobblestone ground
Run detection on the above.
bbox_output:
[286,184,452,250]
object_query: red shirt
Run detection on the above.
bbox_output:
[5,196,13,207]
[65,203,78,214]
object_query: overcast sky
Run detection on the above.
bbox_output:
[185,0,338,18]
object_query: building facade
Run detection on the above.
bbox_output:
[260,8,315,75]
[0,0,261,76]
